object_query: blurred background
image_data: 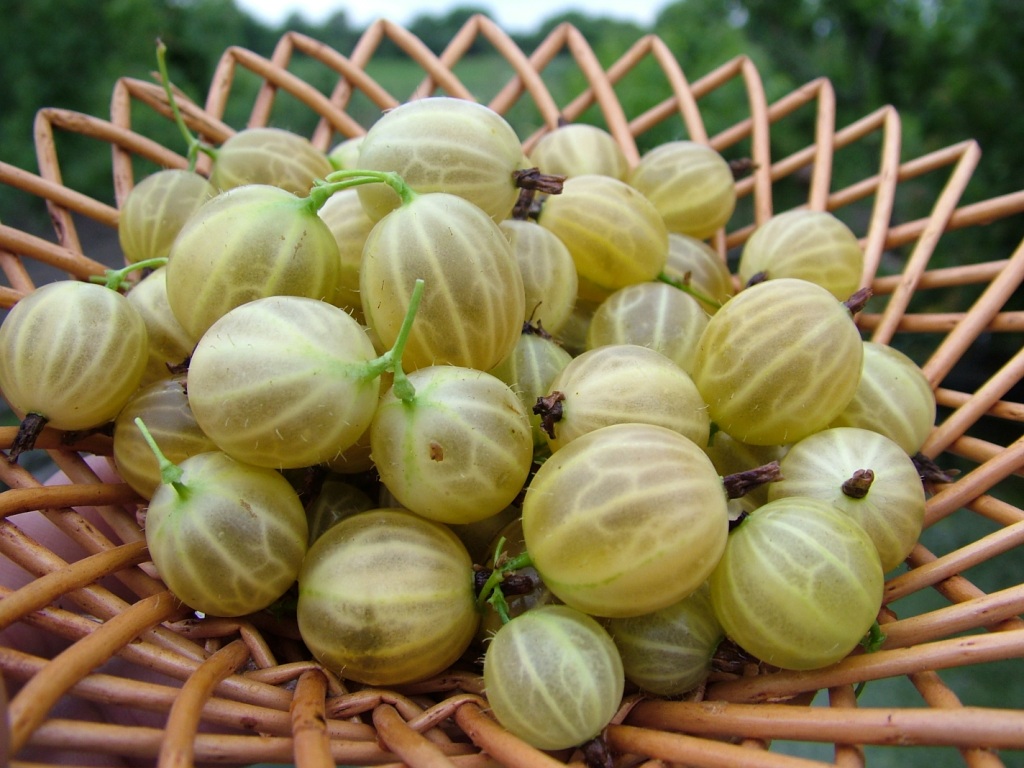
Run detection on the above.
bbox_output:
[1,1,1023,766]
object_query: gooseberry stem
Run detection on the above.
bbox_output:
[90,257,169,292]
[305,169,416,213]
[134,417,189,498]
[476,536,536,623]
[155,39,214,170]
[360,278,425,402]
[657,271,723,310]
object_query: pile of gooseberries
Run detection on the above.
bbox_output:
[0,43,943,756]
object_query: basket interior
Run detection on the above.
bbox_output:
[0,15,1023,768]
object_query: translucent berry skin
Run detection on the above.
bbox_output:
[662,232,735,314]
[370,366,534,525]
[483,605,625,751]
[829,341,936,455]
[500,219,579,335]
[125,267,196,385]
[145,451,309,618]
[360,192,525,373]
[693,278,863,446]
[522,423,729,618]
[210,126,334,195]
[544,344,711,452]
[738,209,864,300]
[316,187,375,318]
[0,281,148,431]
[709,496,884,671]
[166,184,340,342]
[113,376,217,499]
[527,123,630,180]
[297,508,478,686]
[585,282,710,375]
[118,169,215,264]
[607,584,724,696]
[186,295,382,470]
[537,174,669,303]
[768,427,926,572]
[355,96,525,222]
[628,140,737,240]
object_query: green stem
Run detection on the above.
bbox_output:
[134,417,189,498]
[156,39,215,170]
[90,257,169,292]
[304,169,416,213]
[657,271,723,310]
[475,537,535,624]
[361,278,425,402]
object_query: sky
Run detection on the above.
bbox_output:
[235,0,668,33]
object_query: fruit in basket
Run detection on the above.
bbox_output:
[117,168,215,264]
[527,122,630,180]
[628,140,737,240]
[139,424,309,618]
[369,365,534,524]
[482,604,624,751]
[585,281,710,374]
[830,340,937,454]
[661,232,736,314]
[359,189,525,372]
[522,422,730,618]
[355,96,528,222]
[693,277,864,445]
[709,496,885,670]
[165,183,340,342]
[0,279,149,458]
[537,173,669,302]
[737,208,864,299]
[113,376,217,499]
[124,266,196,385]
[186,290,415,470]
[209,126,334,195]
[500,218,579,335]
[607,583,724,696]
[297,508,478,686]
[537,343,711,452]
[768,427,927,572]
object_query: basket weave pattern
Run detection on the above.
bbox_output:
[1,15,1024,767]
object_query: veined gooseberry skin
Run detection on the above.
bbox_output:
[537,174,669,303]
[125,267,196,385]
[738,209,865,300]
[693,278,864,446]
[768,427,926,572]
[355,96,525,222]
[166,183,341,342]
[0,280,148,431]
[709,496,884,671]
[370,366,534,525]
[628,140,737,240]
[829,341,936,455]
[145,451,308,618]
[607,584,724,696]
[522,423,730,618]
[316,187,375,318]
[359,192,525,372]
[499,219,579,335]
[662,232,735,314]
[488,331,574,449]
[117,169,215,264]
[113,376,217,499]
[209,126,334,195]
[483,605,625,751]
[527,123,630,180]
[544,344,711,452]
[585,282,710,375]
[186,295,383,470]
[296,508,479,686]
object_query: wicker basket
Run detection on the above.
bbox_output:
[1,14,1024,768]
